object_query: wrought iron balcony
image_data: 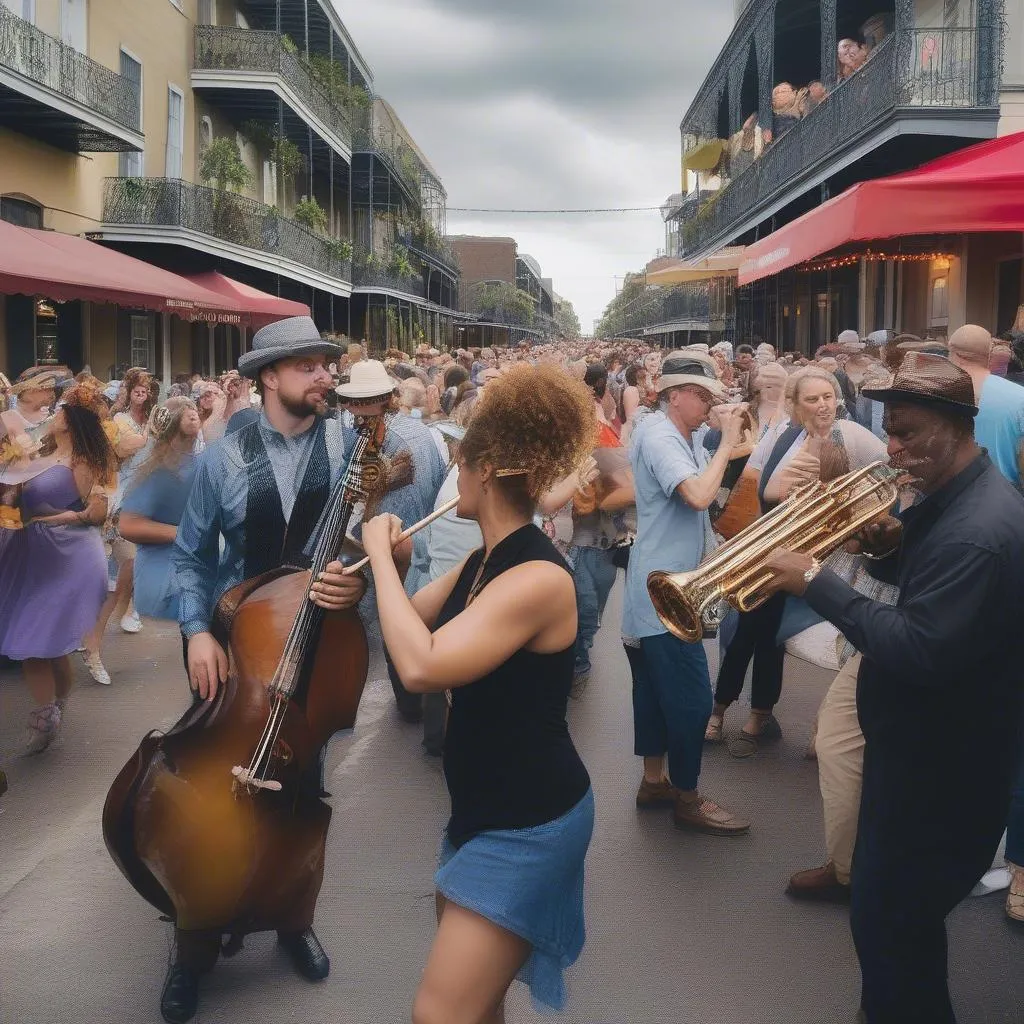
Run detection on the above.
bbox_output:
[193,26,351,155]
[0,6,142,152]
[397,227,460,277]
[352,113,424,205]
[598,279,736,340]
[680,25,1001,258]
[351,247,427,299]
[102,177,352,287]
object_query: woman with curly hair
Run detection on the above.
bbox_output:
[0,383,115,753]
[361,364,597,1024]
[118,397,201,622]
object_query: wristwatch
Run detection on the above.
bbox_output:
[803,557,822,587]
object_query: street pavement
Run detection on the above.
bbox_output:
[2,578,1022,1024]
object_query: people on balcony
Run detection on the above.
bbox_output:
[837,38,869,82]
[771,83,806,141]
[726,113,766,177]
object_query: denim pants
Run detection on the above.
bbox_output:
[569,545,617,674]
[1006,735,1024,866]
[632,631,713,791]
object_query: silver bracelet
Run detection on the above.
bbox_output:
[862,546,898,561]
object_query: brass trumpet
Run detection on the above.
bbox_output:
[647,462,899,643]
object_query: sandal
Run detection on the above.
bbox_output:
[704,715,724,743]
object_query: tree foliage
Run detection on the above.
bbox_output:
[553,298,582,339]
[595,271,656,338]
[469,282,536,327]
[199,136,253,193]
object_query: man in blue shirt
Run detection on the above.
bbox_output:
[165,317,377,1024]
[948,323,1024,491]
[623,351,750,836]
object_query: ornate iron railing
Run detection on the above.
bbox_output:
[398,228,459,276]
[350,247,427,297]
[0,6,141,139]
[193,26,351,149]
[103,177,352,282]
[598,279,738,339]
[351,108,424,202]
[679,28,996,256]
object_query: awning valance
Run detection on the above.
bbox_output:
[180,271,309,329]
[738,132,1024,287]
[646,247,744,286]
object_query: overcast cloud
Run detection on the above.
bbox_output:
[335,0,733,332]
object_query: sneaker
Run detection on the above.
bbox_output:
[1007,863,1024,924]
[84,651,112,686]
[120,611,143,634]
[672,793,750,836]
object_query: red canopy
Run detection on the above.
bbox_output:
[0,220,243,321]
[738,132,1024,286]
[180,271,309,329]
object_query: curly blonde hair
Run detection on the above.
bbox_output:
[460,364,596,504]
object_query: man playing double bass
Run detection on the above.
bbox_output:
[162,317,382,1023]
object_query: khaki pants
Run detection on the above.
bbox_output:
[816,652,864,885]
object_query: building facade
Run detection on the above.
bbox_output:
[665,0,1024,351]
[0,0,462,381]
[447,234,559,346]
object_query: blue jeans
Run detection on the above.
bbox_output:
[632,632,713,791]
[1006,735,1024,866]
[569,545,617,674]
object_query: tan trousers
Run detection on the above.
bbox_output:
[816,652,865,885]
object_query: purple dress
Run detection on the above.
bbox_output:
[0,465,107,660]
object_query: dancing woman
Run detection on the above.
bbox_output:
[361,364,596,1024]
[0,383,115,752]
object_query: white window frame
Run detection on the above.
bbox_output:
[5,0,35,23]
[197,0,215,24]
[165,84,184,178]
[130,314,155,370]
[118,47,144,177]
[60,0,87,51]
[199,115,213,151]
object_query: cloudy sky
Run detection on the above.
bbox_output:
[336,0,734,332]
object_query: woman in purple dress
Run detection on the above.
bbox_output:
[0,382,114,753]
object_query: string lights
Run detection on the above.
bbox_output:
[797,251,955,273]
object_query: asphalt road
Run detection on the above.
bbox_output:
[2,579,1022,1024]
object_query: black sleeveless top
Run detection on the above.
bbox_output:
[436,524,592,848]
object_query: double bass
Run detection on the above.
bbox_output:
[102,408,388,941]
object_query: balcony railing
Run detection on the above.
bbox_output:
[397,228,459,276]
[598,280,737,339]
[0,6,141,144]
[680,28,995,256]
[352,112,424,202]
[351,248,427,298]
[193,26,351,150]
[103,177,352,282]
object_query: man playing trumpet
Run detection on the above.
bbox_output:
[762,353,1024,1024]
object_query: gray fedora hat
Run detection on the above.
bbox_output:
[237,316,342,376]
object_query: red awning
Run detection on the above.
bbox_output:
[738,132,1024,286]
[180,271,309,329]
[0,222,241,322]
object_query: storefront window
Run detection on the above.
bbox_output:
[130,314,154,369]
[929,272,949,327]
[35,298,59,364]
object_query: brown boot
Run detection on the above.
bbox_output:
[636,777,677,809]
[672,793,750,836]
[787,861,851,904]
[1007,862,1024,925]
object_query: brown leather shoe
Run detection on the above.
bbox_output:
[787,861,851,904]
[636,778,677,809]
[672,794,750,836]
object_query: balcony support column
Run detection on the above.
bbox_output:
[754,6,776,134]
[820,0,837,89]
[161,313,171,394]
[208,324,216,378]
[303,0,309,57]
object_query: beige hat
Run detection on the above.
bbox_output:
[656,352,728,401]
[947,324,994,359]
[335,359,396,400]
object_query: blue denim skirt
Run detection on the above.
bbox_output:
[435,787,595,1012]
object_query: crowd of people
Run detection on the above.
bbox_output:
[2,316,1024,1024]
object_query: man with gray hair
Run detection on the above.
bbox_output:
[623,351,750,835]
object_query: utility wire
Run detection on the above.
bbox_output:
[447,205,663,214]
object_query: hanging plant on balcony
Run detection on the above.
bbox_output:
[281,34,299,55]
[388,244,418,280]
[294,196,330,235]
[324,238,353,264]
[304,53,372,114]
[199,136,254,194]
[240,121,304,190]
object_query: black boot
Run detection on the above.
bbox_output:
[278,927,330,981]
[160,963,200,1024]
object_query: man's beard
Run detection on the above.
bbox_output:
[280,391,326,418]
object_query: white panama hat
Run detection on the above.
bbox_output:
[335,359,396,401]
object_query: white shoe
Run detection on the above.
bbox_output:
[120,611,143,634]
[84,651,112,686]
